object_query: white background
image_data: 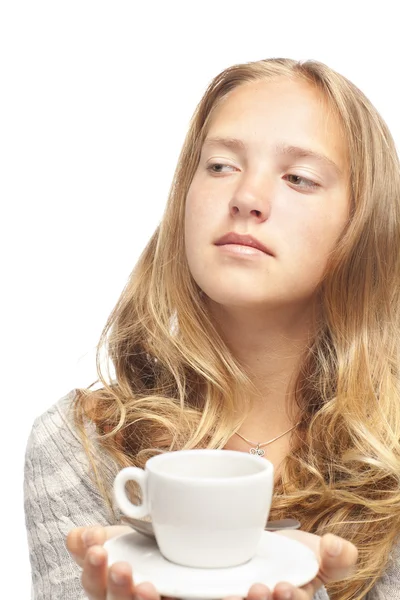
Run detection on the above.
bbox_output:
[1,0,399,595]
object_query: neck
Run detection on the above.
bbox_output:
[206,299,316,434]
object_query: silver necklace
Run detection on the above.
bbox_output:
[235,423,299,457]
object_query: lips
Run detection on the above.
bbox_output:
[215,232,273,255]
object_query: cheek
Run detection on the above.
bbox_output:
[185,185,223,240]
[184,188,209,262]
[282,205,348,271]
[186,196,205,227]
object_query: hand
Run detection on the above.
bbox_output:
[67,526,357,600]
[66,525,160,600]
[225,530,358,600]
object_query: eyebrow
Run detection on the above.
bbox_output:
[203,136,343,177]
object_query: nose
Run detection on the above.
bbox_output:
[228,171,272,222]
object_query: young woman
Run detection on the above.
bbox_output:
[24,57,400,600]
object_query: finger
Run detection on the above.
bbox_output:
[67,526,105,568]
[273,530,320,557]
[67,526,130,566]
[318,533,358,583]
[107,561,137,599]
[135,582,162,600]
[275,530,358,584]
[247,583,272,600]
[271,534,359,600]
[81,544,108,600]
[272,530,323,599]
[273,581,310,600]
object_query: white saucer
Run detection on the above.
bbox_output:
[104,530,319,599]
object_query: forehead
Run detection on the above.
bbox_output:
[205,78,348,173]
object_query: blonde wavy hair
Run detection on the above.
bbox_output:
[72,58,400,599]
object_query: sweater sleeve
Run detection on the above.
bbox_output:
[313,587,330,600]
[365,538,400,599]
[23,390,122,600]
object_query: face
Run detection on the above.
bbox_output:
[184,78,350,313]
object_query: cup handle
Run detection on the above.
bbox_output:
[113,466,149,518]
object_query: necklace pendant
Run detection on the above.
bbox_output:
[250,444,265,457]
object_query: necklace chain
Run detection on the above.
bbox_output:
[235,422,300,457]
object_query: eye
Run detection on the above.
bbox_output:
[206,162,236,174]
[284,174,320,190]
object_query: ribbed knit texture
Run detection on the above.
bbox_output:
[24,390,400,599]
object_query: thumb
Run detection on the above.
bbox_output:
[318,533,358,583]
[66,525,130,566]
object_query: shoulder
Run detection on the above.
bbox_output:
[26,389,82,446]
[25,388,96,449]
[25,389,93,475]
[24,389,121,507]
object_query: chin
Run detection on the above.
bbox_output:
[202,288,275,310]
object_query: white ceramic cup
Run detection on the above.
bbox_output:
[113,449,274,568]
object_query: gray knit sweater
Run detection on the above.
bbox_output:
[24,390,400,599]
